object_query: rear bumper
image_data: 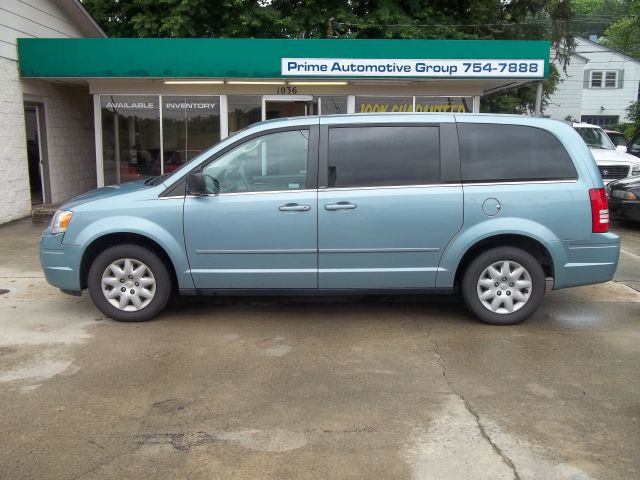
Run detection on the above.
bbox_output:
[609,197,640,222]
[40,229,84,293]
[553,233,620,289]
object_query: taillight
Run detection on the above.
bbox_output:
[589,188,609,233]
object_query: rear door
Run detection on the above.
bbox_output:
[317,116,463,289]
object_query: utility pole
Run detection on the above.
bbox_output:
[535,80,543,116]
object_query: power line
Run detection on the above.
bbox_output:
[335,16,637,29]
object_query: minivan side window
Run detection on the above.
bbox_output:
[202,129,309,194]
[458,124,578,182]
[327,126,440,188]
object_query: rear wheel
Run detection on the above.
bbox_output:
[88,244,171,322]
[461,246,545,325]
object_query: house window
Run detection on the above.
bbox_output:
[580,115,619,127]
[590,70,619,88]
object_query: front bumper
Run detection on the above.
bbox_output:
[609,197,640,222]
[40,229,84,293]
[553,233,620,289]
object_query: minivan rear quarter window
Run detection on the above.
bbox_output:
[458,124,577,182]
[327,126,440,188]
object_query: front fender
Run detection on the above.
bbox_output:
[435,217,564,288]
[64,216,194,290]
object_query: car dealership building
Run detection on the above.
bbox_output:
[1,1,550,225]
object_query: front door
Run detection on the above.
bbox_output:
[263,95,318,121]
[24,103,49,205]
[183,125,319,290]
[317,120,463,289]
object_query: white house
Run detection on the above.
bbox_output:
[545,36,640,125]
[0,0,104,224]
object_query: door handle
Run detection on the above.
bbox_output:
[324,202,357,211]
[278,203,311,212]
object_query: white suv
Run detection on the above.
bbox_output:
[573,122,640,183]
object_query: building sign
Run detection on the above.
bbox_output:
[355,96,471,113]
[105,101,156,109]
[282,58,544,78]
[357,102,468,113]
[163,101,217,110]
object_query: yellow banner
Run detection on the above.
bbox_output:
[358,103,468,113]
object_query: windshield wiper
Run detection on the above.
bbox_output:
[145,174,169,186]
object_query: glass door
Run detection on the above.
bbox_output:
[262,95,317,120]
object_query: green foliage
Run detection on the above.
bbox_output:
[627,101,640,123]
[601,1,640,59]
[623,101,640,136]
[571,0,630,38]
[81,0,578,113]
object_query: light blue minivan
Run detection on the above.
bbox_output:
[40,114,620,325]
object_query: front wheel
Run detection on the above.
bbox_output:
[461,246,546,325]
[87,244,171,322]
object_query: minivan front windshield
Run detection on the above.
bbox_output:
[574,127,615,150]
[145,158,194,186]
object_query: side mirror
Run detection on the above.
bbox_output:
[186,171,206,195]
[616,145,628,154]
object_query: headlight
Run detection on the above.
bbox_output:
[611,190,638,200]
[632,164,640,176]
[50,210,73,234]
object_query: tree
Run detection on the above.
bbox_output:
[601,0,640,58]
[82,0,576,113]
[624,101,640,136]
[482,65,561,115]
[571,0,630,39]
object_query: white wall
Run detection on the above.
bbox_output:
[0,0,86,61]
[0,56,31,223]
[0,0,99,223]
[544,55,586,120]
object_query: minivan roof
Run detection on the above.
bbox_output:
[250,113,574,130]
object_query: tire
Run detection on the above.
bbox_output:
[87,244,172,322]
[461,246,546,325]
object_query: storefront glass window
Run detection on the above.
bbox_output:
[355,96,414,113]
[228,96,262,134]
[414,96,472,113]
[162,96,220,173]
[318,96,348,115]
[101,95,160,185]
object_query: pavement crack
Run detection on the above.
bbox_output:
[432,341,521,480]
[618,281,640,293]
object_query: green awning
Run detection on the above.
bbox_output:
[17,38,550,79]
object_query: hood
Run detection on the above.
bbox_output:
[589,148,640,164]
[608,175,640,190]
[61,180,153,210]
